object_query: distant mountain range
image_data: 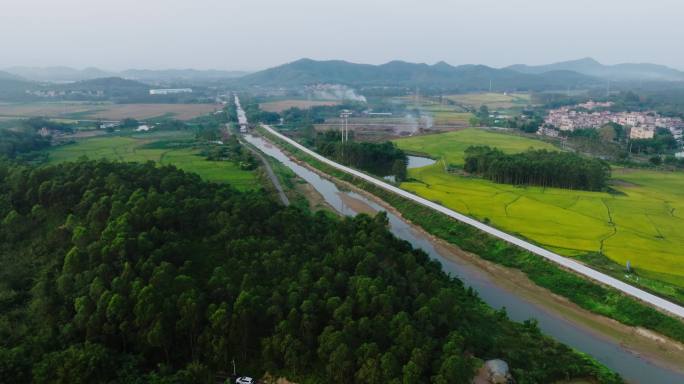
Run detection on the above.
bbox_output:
[234,58,597,91]
[2,66,249,83]
[3,58,684,97]
[4,66,112,82]
[0,69,28,81]
[120,69,249,82]
[0,75,156,102]
[59,77,150,91]
[506,57,684,82]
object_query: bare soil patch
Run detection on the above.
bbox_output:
[0,102,219,121]
[259,99,339,113]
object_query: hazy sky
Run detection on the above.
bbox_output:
[1,0,682,71]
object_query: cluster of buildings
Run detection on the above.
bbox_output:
[149,88,192,95]
[539,101,684,140]
[25,89,105,98]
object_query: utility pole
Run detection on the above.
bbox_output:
[339,110,352,143]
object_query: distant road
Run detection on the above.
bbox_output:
[261,124,684,319]
[233,97,288,206]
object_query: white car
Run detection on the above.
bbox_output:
[235,377,255,384]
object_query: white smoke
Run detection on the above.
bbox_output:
[307,84,367,103]
[420,113,434,130]
[401,114,419,135]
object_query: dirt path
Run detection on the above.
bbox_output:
[242,138,289,206]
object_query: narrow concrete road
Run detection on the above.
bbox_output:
[261,123,684,319]
[233,96,289,206]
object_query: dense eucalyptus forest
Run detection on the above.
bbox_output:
[464,146,611,191]
[0,159,620,383]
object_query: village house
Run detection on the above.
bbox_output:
[540,101,679,142]
[629,125,655,139]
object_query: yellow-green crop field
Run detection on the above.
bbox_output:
[445,92,533,110]
[422,105,474,126]
[47,131,258,190]
[395,129,684,295]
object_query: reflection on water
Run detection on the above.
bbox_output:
[407,155,436,169]
[243,133,683,384]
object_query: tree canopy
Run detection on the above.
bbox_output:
[464,146,611,191]
[0,159,620,383]
[315,131,408,180]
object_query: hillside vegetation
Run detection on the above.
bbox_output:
[0,160,621,383]
[236,58,598,91]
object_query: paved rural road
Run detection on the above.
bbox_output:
[261,124,684,319]
[233,96,289,206]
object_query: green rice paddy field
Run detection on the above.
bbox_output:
[47,131,258,190]
[445,92,533,110]
[395,129,684,297]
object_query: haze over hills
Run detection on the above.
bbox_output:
[4,58,684,100]
[3,66,249,83]
[5,66,113,83]
[0,72,35,100]
[60,76,150,91]
[507,57,684,82]
[0,69,26,81]
[6,57,684,89]
[121,69,249,82]
[234,58,598,91]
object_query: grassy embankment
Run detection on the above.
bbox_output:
[394,129,684,302]
[46,130,258,190]
[256,125,684,344]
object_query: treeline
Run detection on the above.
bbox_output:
[464,146,611,191]
[22,117,75,134]
[315,131,408,180]
[0,128,51,159]
[0,160,621,383]
[203,136,258,170]
[629,128,679,154]
[241,96,280,125]
[0,118,67,161]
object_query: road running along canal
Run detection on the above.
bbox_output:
[243,133,684,384]
[260,124,684,320]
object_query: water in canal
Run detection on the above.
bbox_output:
[243,134,683,384]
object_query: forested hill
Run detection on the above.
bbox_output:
[0,160,620,383]
[235,58,598,91]
[507,57,684,82]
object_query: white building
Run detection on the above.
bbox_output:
[629,125,655,140]
[149,88,193,95]
[100,122,119,129]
